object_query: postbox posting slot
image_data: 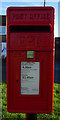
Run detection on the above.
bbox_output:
[9,24,52,32]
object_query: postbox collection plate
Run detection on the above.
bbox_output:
[21,62,39,95]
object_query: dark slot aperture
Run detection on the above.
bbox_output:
[10,25,51,32]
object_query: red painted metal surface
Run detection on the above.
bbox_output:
[7,7,55,113]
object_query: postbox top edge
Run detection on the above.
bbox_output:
[7,6,55,12]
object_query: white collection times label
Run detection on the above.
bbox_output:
[21,62,40,95]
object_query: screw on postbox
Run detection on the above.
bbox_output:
[7,7,55,113]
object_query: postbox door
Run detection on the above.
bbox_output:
[7,51,54,113]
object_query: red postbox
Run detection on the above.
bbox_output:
[7,7,55,113]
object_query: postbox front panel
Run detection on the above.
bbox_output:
[7,51,54,113]
[7,7,54,113]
